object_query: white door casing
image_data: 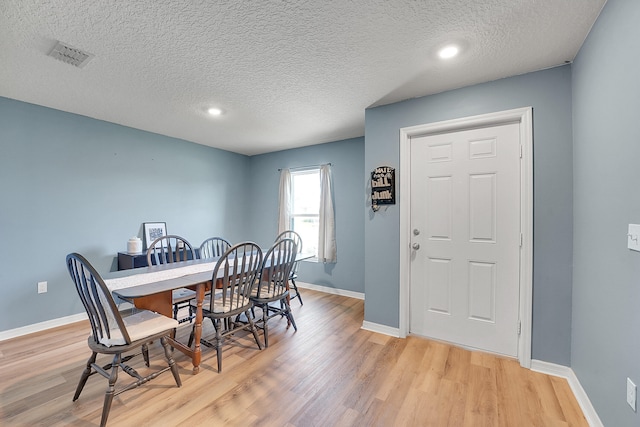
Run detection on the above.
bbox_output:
[399,107,533,368]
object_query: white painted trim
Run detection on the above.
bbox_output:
[399,127,412,339]
[0,312,88,342]
[361,321,401,337]
[0,283,363,342]
[531,360,603,427]
[0,302,135,342]
[399,107,534,368]
[518,107,534,369]
[296,281,364,300]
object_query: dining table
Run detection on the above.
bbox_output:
[103,251,313,374]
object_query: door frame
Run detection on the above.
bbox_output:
[398,107,533,368]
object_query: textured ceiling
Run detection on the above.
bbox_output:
[0,0,605,155]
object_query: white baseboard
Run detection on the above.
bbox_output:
[531,360,603,427]
[295,282,399,338]
[361,321,401,338]
[0,302,134,342]
[0,283,363,341]
[296,281,364,300]
[0,312,88,342]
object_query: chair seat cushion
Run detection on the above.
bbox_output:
[250,283,286,300]
[172,288,196,303]
[97,310,179,347]
[190,292,250,314]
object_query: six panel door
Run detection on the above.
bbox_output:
[409,122,521,357]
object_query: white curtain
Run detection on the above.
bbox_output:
[318,164,337,263]
[278,168,292,234]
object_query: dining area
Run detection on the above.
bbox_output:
[65,231,309,426]
[1,280,590,427]
[1,283,370,426]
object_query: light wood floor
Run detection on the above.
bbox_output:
[0,289,587,426]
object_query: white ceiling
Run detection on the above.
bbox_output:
[0,0,605,156]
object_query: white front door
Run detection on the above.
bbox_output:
[409,122,521,357]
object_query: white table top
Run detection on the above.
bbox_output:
[105,251,314,299]
[104,259,216,294]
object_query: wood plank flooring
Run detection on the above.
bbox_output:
[0,290,588,426]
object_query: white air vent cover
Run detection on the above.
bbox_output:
[48,41,94,68]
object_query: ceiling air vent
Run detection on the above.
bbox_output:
[48,41,94,68]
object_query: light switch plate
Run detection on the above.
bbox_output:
[628,224,640,251]
[37,281,47,294]
[628,378,637,411]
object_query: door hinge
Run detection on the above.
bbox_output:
[517,321,522,335]
[520,233,523,247]
[520,145,523,158]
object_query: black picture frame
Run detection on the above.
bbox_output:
[143,222,167,250]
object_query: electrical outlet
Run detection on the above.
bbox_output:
[37,281,47,294]
[628,378,637,412]
[628,224,640,251]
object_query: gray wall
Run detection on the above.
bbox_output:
[364,66,575,365]
[4,4,636,421]
[0,97,251,331]
[0,97,365,333]
[247,138,365,293]
[571,0,640,426]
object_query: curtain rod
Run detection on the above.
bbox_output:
[278,163,332,171]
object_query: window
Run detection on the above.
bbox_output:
[290,169,320,257]
[278,164,336,263]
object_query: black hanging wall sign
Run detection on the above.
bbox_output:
[371,166,396,211]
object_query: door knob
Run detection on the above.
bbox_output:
[412,243,420,250]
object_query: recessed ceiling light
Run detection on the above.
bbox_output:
[438,45,459,59]
[207,107,223,116]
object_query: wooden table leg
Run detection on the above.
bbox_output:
[191,283,204,374]
[132,285,205,375]
[286,279,291,326]
[169,282,204,374]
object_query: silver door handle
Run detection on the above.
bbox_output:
[412,243,420,250]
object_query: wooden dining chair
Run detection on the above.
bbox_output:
[274,230,304,305]
[250,238,298,347]
[66,253,181,427]
[199,236,231,259]
[147,235,197,323]
[146,234,195,265]
[187,242,263,372]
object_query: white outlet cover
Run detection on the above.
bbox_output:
[628,378,637,412]
[37,281,47,294]
[628,224,640,252]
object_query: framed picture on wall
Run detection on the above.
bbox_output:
[143,222,167,250]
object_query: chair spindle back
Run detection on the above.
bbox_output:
[209,242,262,313]
[199,237,231,259]
[66,253,130,345]
[256,238,297,298]
[147,235,195,266]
